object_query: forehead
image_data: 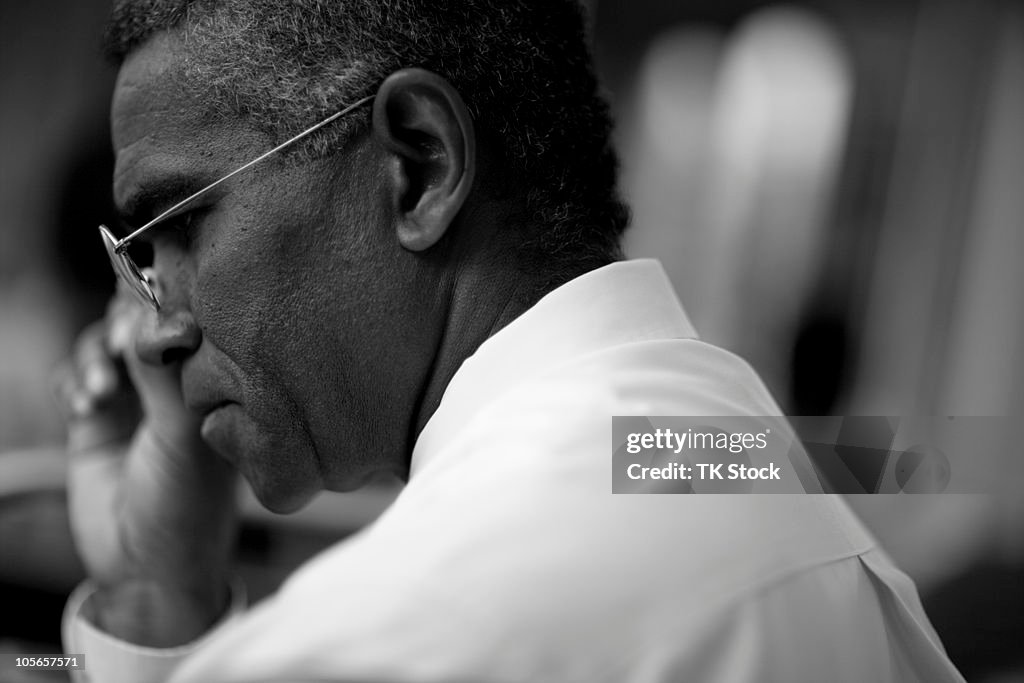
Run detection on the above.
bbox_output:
[111,32,189,146]
[110,33,265,214]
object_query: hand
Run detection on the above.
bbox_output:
[55,284,238,646]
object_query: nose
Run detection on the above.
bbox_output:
[134,268,201,366]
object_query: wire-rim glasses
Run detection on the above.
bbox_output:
[99,95,375,311]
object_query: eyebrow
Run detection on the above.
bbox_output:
[117,173,217,229]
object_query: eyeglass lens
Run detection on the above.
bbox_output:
[99,225,160,309]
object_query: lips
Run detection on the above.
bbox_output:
[184,393,232,419]
[199,402,240,462]
[196,399,232,417]
[181,360,242,450]
[182,368,234,419]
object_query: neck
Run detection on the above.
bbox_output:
[407,257,543,457]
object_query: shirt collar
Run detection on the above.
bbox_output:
[410,259,698,476]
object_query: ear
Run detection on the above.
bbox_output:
[372,68,476,252]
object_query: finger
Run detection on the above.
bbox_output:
[49,359,93,420]
[107,281,143,355]
[66,420,130,582]
[67,405,140,454]
[58,323,141,452]
[65,379,140,454]
[123,309,200,429]
[66,444,123,580]
[52,355,120,423]
[121,268,191,409]
[73,321,121,399]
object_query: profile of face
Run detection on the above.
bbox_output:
[110,34,475,512]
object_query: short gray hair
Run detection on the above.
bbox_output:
[105,0,629,279]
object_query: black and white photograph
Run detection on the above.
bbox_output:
[1,0,1022,681]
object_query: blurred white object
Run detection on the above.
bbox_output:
[623,6,852,403]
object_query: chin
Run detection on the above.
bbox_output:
[239,442,324,514]
[205,406,324,514]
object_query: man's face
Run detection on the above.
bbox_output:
[111,35,434,511]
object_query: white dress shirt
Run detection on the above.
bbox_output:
[64,259,965,682]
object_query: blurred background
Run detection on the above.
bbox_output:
[1,0,1022,681]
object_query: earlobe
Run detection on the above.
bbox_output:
[372,69,476,252]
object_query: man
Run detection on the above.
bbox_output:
[56,1,964,681]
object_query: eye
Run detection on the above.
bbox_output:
[125,239,154,268]
[159,210,202,249]
[169,211,198,244]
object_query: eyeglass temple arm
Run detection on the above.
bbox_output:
[115,95,376,250]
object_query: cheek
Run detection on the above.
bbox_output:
[188,173,393,470]
[191,210,338,410]
[190,156,380,352]
[191,234,327,502]
[192,212,286,347]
